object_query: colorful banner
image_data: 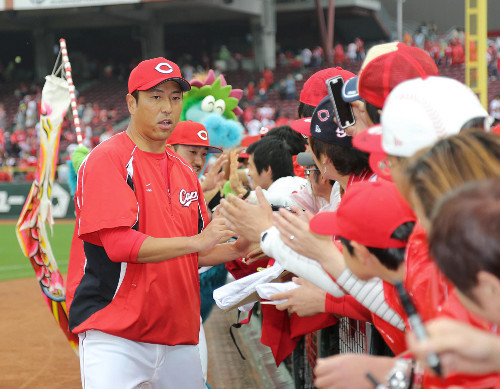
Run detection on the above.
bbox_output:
[16,74,79,354]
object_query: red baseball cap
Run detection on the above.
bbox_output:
[299,67,356,107]
[342,42,438,108]
[309,180,415,248]
[353,125,393,181]
[290,118,312,137]
[128,57,191,94]
[167,121,222,153]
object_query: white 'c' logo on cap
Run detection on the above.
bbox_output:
[197,130,208,141]
[317,109,329,122]
[155,63,174,74]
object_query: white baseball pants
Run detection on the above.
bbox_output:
[79,330,205,389]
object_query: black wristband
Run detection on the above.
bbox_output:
[241,187,251,200]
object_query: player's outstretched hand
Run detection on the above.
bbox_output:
[195,218,235,253]
[244,245,270,264]
[219,187,273,242]
[407,318,500,376]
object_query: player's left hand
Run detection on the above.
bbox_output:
[233,235,260,258]
[195,217,235,253]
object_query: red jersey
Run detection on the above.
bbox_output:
[404,222,450,322]
[422,290,499,388]
[68,132,208,346]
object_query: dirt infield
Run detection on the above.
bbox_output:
[0,277,81,389]
[0,276,260,389]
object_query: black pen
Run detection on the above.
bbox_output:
[395,281,442,376]
[366,372,385,389]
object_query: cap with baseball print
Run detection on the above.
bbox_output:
[309,180,416,249]
[300,67,356,107]
[342,42,439,108]
[128,57,191,94]
[168,121,222,153]
[310,96,352,147]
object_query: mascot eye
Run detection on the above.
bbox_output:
[201,95,216,112]
[214,99,226,115]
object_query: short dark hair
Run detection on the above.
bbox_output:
[339,222,415,271]
[308,136,369,176]
[265,125,307,156]
[247,137,294,181]
[297,102,316,118]
[365,101,381,124]
[429,179,500,300]
[131,90,140,103]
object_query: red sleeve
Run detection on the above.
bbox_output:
[98,227,148,263]
[76,146,139,239]
[325,294,373,322]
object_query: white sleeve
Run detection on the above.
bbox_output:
[260,226,345,297]
[336,269,406,331]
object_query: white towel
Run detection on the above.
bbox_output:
[255,281,301,305]
[213,263,284,310]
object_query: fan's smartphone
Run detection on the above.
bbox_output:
[326,76,356,129]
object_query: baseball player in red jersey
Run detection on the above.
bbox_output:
[67,57,252,389]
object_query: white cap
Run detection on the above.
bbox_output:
[380,76,489,157]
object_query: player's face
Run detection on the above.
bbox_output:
[130,81,183,144]
[174,145,208,175]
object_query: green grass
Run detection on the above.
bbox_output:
[0,221,75,281]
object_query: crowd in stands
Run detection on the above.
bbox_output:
[1,24,500,184]
[0,82,122,182]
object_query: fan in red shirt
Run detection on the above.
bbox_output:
[308,179,416,356]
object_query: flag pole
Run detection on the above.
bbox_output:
[59,39,83,146]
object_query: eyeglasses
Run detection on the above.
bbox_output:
[304,168,320,177]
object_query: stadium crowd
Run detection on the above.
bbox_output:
[2,25,500,185]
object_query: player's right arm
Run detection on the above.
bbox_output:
[96,218,235,264]
[136,218,234,263]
